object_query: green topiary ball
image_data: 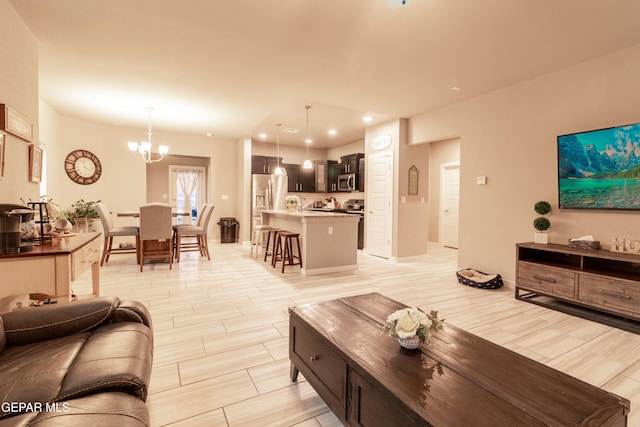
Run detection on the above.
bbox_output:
[533,217,551,231]
[534,201,551,215]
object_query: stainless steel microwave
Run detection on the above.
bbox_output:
[337,173,356,192]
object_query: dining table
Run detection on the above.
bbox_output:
[117,211,190,218]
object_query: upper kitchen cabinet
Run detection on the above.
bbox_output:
[340,153,364,174]
[251,155,282,174]
[315,160,339,193]
[283,163,315,192]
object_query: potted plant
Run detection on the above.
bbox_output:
[533,200,551,244]
[65,199,101,232]
[285,195,300,212]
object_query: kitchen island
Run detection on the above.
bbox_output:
[261,210,359,275]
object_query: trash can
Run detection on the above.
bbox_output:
[218,217,238,243]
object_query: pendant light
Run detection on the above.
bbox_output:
[303,105,313,169]
[274,123,284,175]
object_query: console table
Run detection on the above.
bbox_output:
[516,242,640,333]
[289,293,629,426]
[0,232,101,300]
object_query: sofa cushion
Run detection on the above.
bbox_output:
[0,333,89,418]
[1,297,119,346]
[0,392,150,426]
[58,322,153,402]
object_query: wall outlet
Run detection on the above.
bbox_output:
[221,194,229,200]
[328,226,333,235]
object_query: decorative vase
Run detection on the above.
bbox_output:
[46,203,61,220]
[397,336,421,350]
[287,204,298,212]
[533,233,548,244]
[54,218,73,233]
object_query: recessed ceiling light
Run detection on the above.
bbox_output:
[328,129,337,135]
[451,86,462,91]
[259,133,267,139]
[388,0,410,8]
[282,127,299,134]
[363,116,373,122]
[206,132,213,137]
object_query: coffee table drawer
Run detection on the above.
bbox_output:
[292,323,346,402]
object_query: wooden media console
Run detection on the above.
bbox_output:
[516,242,640,333]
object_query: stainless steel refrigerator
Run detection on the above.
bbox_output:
[251,174,288,230]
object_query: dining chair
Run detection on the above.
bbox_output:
[173,204,215,262]
[139,203,173,271]
[95,202,140,266]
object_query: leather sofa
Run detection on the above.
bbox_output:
[0,297,153,426]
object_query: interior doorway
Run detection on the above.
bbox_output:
[366,151,393,258]
[440,162,460,249]
[169,166,207,224]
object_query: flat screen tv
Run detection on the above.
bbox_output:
[558,122,640,210]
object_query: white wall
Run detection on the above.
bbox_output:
[39,107,238,239]
[0,0,39,204]
[410,43,640,282]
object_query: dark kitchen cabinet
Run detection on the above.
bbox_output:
[315,160,339,193]
[340,153,364,174]
[251,155,282,174]
[284,163,315,192]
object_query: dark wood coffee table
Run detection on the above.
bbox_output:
[289,293,629,426]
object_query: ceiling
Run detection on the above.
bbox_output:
[9,0,640,149]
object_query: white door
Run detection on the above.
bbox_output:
[169,166,207,224]
[367,151,393,258]
[440,162,460,248]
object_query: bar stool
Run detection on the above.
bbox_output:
[275,232,302,273]
[264,228,283,264]
[250,224,271,258]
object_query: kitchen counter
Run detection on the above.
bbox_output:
[261,210,359,275]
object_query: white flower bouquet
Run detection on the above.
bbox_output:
[285,195,300,205]
[383,307,444,348]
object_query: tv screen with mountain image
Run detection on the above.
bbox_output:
[558,122,640,209]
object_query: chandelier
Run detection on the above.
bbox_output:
[127,107,169,163]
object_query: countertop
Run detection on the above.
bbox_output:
[0,232,101,259]
[261,209,356,218]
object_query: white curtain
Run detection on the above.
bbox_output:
[178,171,199,217]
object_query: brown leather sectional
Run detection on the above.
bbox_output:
[0,297,153,426]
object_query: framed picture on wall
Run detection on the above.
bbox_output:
[408,165,419,195]
[0,131,5,178]
[29,144,43,183]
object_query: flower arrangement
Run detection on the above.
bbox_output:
[285,195,300,205]
[383,307,444,348]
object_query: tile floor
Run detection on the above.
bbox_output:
[74,241,640,426]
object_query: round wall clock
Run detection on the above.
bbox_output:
[64,149,102,185]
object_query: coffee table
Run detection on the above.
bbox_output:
[289,293,629,426]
